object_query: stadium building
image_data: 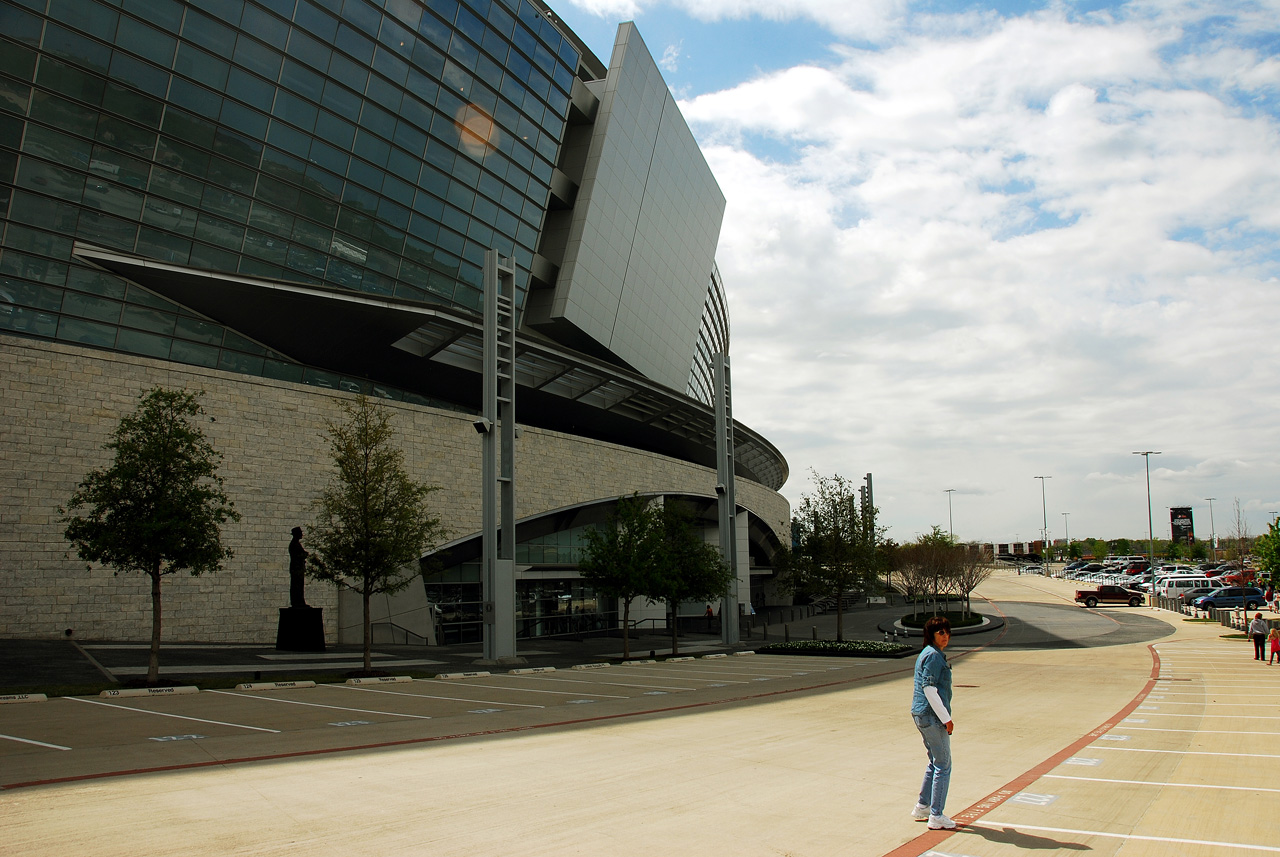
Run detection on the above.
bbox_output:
[0,0,790,645]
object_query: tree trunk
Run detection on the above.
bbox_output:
[148,567,162,685]
[621,598,632,660]
[363,587,372,673]
[669,602,679,656]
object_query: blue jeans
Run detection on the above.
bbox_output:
[914,713,952,816]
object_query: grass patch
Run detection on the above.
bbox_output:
[1220,634,1249,640]
[758,639,913,657]
[1183,618,1219,623]
[899,610,986,629]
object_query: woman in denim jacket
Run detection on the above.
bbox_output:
[910,615,956,829]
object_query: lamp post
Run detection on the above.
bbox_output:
[1062,512,1070,563]
[1133,451,1161,566]
[1205,497,1217,562]
[944,488,956,541]
[1034,476,1051,559]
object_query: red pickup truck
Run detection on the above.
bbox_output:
[1075,584,1144,608]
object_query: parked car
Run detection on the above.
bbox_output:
[1180,586,1218,605]
[1190,587,1267,610]
[1075,584,1145,608]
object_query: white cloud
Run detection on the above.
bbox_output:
[677,6,1280,541]
[659,41,682,72]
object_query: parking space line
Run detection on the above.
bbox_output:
[413,679,628,699]
[206,690,431,720]
[67,697,281,732]
[1123,726,1280,736]
[337,684,543,708]
[1128,711,1280,720]
[967,820,1280,853]
[1044,773,1280,793]
[602,667,747,683]
[1,732,71,751]
[505,676,694,691]
[1134,700,1279,707]
[1093,746,1280,760]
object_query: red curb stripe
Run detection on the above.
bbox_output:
[881,642,1163,857]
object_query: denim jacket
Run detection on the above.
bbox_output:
[911,645,952,720]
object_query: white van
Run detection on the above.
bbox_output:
[1156,576,1217,599]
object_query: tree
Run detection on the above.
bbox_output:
[898,527,959,619]
[779,472,882,641]
[61,388,240,684]
[953,544,995,619]
[646,501,733,656]
[578,495,663,660]
[307,396,447,672]
[1067,541,1084,560]
[1253,519,1279,590]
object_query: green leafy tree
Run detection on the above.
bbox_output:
[307,396,447,672]
[1111,537,1131,556]
[1253,519,1279,589]
[779,472,883,641]
[578,495,663,660]
[1067,541,1084,560]
[646,501,733,656]
[61,388,240,684]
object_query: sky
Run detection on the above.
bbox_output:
[549,0,1280,549]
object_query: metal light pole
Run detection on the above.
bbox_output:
[944,489,955,541]
[1062,511,1070,563]
[1034,476,1051,558]
[1206,497,1217,562]
[1133,451,1161,567]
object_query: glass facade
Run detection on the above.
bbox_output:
[1,0,579,383]
[425,521,602,643]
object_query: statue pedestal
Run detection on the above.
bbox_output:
[276,607,325,651]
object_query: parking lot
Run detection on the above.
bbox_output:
[5,570,1280,857]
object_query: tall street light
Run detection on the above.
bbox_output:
[1133,451,1161,566]
[1034,476,1051,559]
[944,488,956,541]
[1062,511,1071,560]
[1205,497,1217,562]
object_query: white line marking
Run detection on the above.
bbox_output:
[1134,700,1280,707]
[413,679,628,698]
[67,697,280,732]
[1093,746,1280,760]
[1044,774,1280,793]
[968,820,1280,853]
[338,684,543,708]
[206,690,430,720]
[1128,712,1280,720]
[1122,726,1280,736]
[497,676,693,692]
[0,732,71,750]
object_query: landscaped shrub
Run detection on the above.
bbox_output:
[757,639,913,657]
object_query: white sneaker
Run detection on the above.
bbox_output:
[928,813,957,830]
[911,803,930,820]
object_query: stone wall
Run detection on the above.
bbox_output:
[0,334,789,642]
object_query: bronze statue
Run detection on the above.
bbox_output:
[289,526,308,608]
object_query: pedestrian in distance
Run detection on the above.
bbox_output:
[1249,613,1269,661]
[910,615,957,830]
[1269,627,1280,665]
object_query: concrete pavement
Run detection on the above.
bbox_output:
[4,570,1278,856]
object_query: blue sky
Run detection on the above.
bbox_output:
[552,0,1280,547]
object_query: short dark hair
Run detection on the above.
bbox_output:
[922,615,952,649]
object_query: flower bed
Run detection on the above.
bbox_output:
[757,639,914,657]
